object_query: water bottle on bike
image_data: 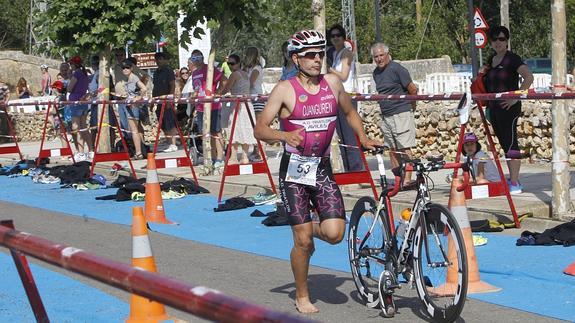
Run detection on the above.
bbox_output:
[395,208,412,241]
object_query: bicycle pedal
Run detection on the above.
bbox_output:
[378,270,399,294]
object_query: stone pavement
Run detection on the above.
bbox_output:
[3,140,574,233]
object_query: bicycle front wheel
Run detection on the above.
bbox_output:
[412,203,468,322]
[348,196,391,308]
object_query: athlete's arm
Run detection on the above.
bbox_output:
[325,74,382,150]
[254,81,302,146]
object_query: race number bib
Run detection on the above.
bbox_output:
[285,154,321,187]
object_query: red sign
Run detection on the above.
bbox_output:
[132,52,157,69]
[475,30,488,48]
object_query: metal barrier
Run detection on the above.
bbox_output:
[0,220,313,323]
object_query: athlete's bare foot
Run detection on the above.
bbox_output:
[295,297,319,314]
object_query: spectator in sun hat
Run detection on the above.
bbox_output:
[462,132,501,184]
[120,59,148,160]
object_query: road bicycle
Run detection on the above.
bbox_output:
[348,147,472,322]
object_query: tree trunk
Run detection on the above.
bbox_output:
[375,0,382,42]
[550,0,573,220]
[202,49,216,170]
[416,0,422,26]
[97,47,111,153]
[312,0,326,74]
[313,0,343,173]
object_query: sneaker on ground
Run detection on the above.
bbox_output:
[213,160,224,168]
[87,151,95,160]
[74,153,87,162]
[249,192,278,205]
[249,151,263,162]
[507,180,523,195]
[163,144,178,153]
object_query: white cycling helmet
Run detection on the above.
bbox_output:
[40,64,49,69]
[287,29,326,54]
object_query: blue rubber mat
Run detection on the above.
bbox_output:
[0,252,128,322]
[0,176,573,321]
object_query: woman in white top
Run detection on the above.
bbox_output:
[328,24,355,92]
[327,24,363,171]
[244,46,265,161]
[218,54,257,164]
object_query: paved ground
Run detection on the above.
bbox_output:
[0,141,573,322]
[0,202,567,323]
[8,140,574,232]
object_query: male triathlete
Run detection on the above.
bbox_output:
[254,30,381,313]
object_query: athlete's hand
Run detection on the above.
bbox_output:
[360,137,384,151]
[283,128,304,148]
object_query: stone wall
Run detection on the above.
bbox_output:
[361,100,575,164]
[6,101,573,165]
[0,51,61,93]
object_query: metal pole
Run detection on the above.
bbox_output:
[468,0,478,77]
[550,0,574,220]
[0,225,313,323]
[375,0,382,42]
[500,0,510,50]
[29,0,33,54]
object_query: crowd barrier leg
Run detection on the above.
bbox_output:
[217,100,277,203]
[452,102,521,228]
[90,102,137,178]
[151,99,198,185]
[0,220,49,322]
[36,102,75,165]
[333,135,378,200]
[0,105,24,160]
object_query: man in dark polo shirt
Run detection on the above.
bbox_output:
[152,52,178,152]
[371,42,418,184]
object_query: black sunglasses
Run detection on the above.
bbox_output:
[122,66,131,70]
[492,37,508,42]
[297,51,325,59]
[330,33,343,38]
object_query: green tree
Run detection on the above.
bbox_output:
[0,0,30,51]
[178,0,269,171]
[37,0,181,151]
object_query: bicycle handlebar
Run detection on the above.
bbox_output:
[387,160,471,196]
[364,147,472,196]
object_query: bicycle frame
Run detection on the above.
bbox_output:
[357,151,471,276]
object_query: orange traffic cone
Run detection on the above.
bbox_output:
[437,178,500,294]
[565,261,575,276]
[144,153,173,224]
[126,206,170,323]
